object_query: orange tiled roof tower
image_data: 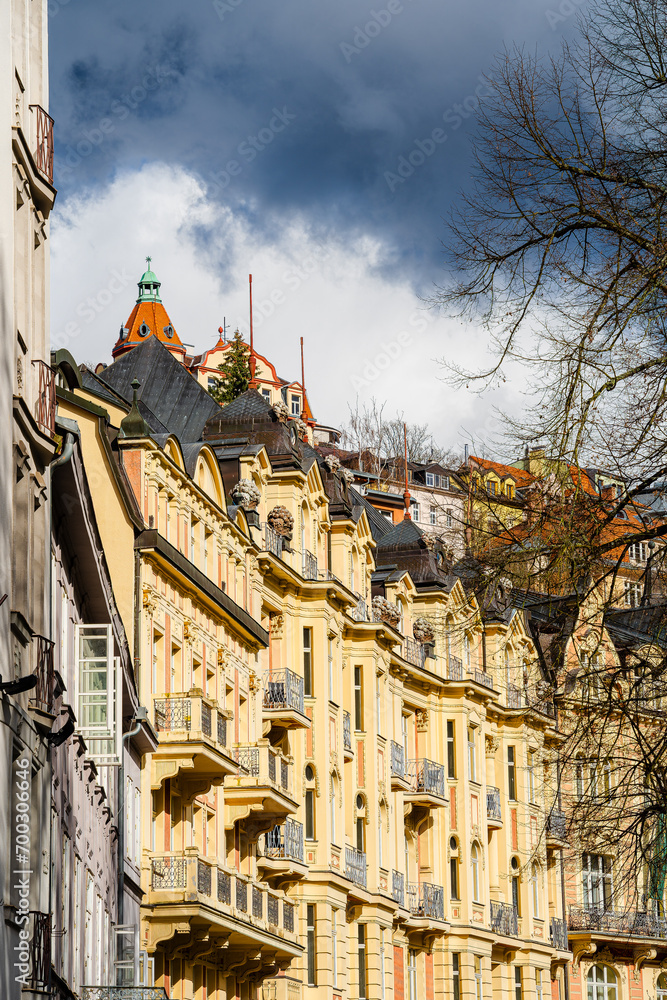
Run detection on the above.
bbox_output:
[112,258,186,361]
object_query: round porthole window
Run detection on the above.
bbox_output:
[139,322,150,337]
[305,765,314,782]
[163,324,174,339]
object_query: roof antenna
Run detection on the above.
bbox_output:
[249,274,256,386]
[300,337,306,415]
[403,422,412,519]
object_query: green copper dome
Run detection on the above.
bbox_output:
[136,256,162,303]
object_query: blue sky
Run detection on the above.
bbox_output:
[48,0,578,449]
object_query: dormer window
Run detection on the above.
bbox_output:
[139,322,150,337]
[291,394,301,416]
[426,473,435,487]
[163,324,174,339]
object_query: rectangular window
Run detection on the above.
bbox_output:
[468,726,477,783]
[624,581,642,607]
[508,746,516,800]
[582,853,613,910]
[447,720,456,778]
[536,969,544,1000]
[426,473,435,487]
[629,541,648,562]
[303,628,313,697]
[305,789,315,841]
[328,638,334,701]
[190,518,197,562]
[429,506,437,525]
[514,967,522,1000]
[376,675,382,734]
[291,394,301,415]
[358,924,367,999]
[354,665,363,731]
[474,956,483,1000]
[446,508,453,528]
[442,475,450,491]
[307,905,316,985]
[76,624,120,764]
[452,954,460,1000]
[380,928,386,1000]
[487,480,497,495]
[410,501,420,522]
[261,388,270,401]
[450,857,459,899]
[408,949,417,1000]
[512,872,521,915]
[527,751,535,803]
[332,909,338,987]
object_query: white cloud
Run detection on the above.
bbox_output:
[50,162,520,450]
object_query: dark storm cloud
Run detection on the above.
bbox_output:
[49,0,574,291]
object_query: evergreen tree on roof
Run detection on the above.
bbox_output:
[208,330,252,405]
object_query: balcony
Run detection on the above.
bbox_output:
[506,683,523,709]
[25,911,50,992]
[490,900,519,937]
[392,870,405,907]
[349,597,370,622]
[546,809,568,846]
[151,693,237,800]
[28,105,54,184]
[568,905,667,939]
[343,710,353,759]
[345,846,367,889]
[82,991,169,1000]
[225,743,298,840]
[406,882,445,921]
[447,655,464,681]
[29,634,57,727]
[403,638,426,667]
[550,916,570,951]
[486,786,502,828]
[404,757,446,809]
[469,668,495,691]
[525,682,556,717]
[257,820,307,882]
[32,360,56,437]
[302,549,318,581]
[390,740,411,792]
[263,523,284,558]
[262,669,309,729]
[145,850,301,965]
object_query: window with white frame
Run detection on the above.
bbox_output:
[446,508,453,527]
[429,506,437,525]
[408,948,418,1000]
[582,853,613,910]
[531,864,540,917]
[291,394,300,415]
[468,726,477,782]
[536,969,544,1000]
[624,580,642,607]
[76,625,120,765]
[474,956,483,1000]
[471,843,481,901]
[332,909,338,988]
[410,501,420,522]
[629,541,648,562]
[527,751,536,803]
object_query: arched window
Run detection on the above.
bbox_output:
[657,972,667,1000]
[464,634,471,669]
[305,765,316,841]
[531,864,540,918]
[471,843,481,902]
[450,837,459,900]
[586,965,617,1000]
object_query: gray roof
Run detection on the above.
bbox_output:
[97,336,222,441]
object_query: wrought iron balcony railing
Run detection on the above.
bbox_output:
[392,870,405,906]
[261,820,305,862]
[448,655,464,681]
[262,523,284,558]
[82,990,169,1000]
[406,757,445,798]
[153,695,227,748]
[29,105,54,183]
[25,911,50,991]
[32,359,56,437]
[550,916,570,951]
[390,740,405,778]
[525,682,556,717]
[405,882,445,920]
[343,711,352,751]
[507,683,523,709]
[487,786,501,822]
[345,846,367,888]
[403,637,426,667]
[231,743,292,796]
[469,668,494,690]
[302,549,318,580]
[263,668,305,716]
[568,905,667,938]
[349,597,370,622]
[150,852,296,935]
[547,810,567,840]
[490,900,519,936]
[30,634,56,714]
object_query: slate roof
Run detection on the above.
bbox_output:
[203,389,303,470]
[348,487,392,542]
[95,336,221,441]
